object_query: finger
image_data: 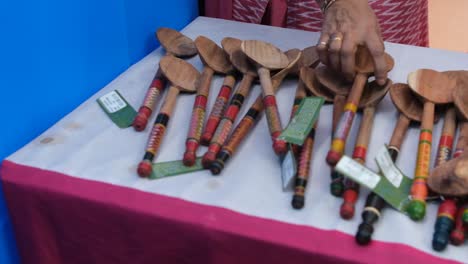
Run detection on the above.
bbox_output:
[340,34,357,81]
[317,33,330,66]
[328,33,343,72]
[366,35,387,85]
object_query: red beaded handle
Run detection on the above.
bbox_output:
[137,87,179,177]
[340,105,375,219]
[450,202,467,245]
[435,107,456,167]
[202,74,255,168]
[201,74,236,146]
[183,67,214,166]
[133,68,166,131]
[327,73,367,166]
[258,67,287,156]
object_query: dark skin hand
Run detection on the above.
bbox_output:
[315,0,387,85]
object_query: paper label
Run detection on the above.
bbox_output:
[100,91,127,113]
[278,97,324,145]
[280,147,297,191]
[335,156,380,189]
[376,146,403,188]
[97,90,137,128]
[150,158,204,179]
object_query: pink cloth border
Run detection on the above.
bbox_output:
[0,160,459,264]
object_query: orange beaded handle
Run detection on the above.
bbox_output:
[133,68,166,131]
[201,74,236,146]
[202,74,255,168]
[407,101,435,221]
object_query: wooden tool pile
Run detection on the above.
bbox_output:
[131,27,468,251]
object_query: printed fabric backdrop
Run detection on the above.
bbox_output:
[205,0,429,47]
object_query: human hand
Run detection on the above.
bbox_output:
[317,0,387,85]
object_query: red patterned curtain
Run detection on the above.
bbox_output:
[205,0,429,47]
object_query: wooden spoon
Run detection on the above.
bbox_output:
[241,40,290,156]
[137,56,199,177]
[406,69,457,221]
[356,83,426,245]
[339,80,391,220]
[209,49,302,175]
[133,28,197,131]
[327,47,394,166]
[183,36,234,166]
[201,37,258,168]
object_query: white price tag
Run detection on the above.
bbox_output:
[281,150,297,191]
[99,91,127,113]
[335,156,380,189]
[376,146,403,188]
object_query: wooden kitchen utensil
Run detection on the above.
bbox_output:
[201,38,257,168]
[327,47,394,166]
[340,80,391,220]
[133,28,197,131]
[183,36,234,166]
[209,49,301,175]
[241,40,290,156]
[356,83,425,245]
[406,69,457,221]
[200,38,242,146]
[137,56,199,177]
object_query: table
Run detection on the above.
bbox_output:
[2,17,468,264]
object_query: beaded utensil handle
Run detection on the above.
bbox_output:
[133,68,166,131]
[356,113,411,245]
[202,74,255,168]
[210,95,263,175]
[432,107,457,251]
[137,86,180,177]
[201,74,236,146]
[327,73,367,166]
[451,202,468,245]
[292,122,317,209]
[259,67,287,156]
[407,101,435,221]
[340,105,375,220]
[183,67,215,166]
[289,80,308,157]
[455,122,468,228]
[330,95,346,197]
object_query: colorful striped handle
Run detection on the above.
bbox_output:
[356,114,410,245]
[450,202,467,246]
[432,199,457,251]
[327,73,367,166]
[183,67,214,166]
[435,107,456,167]
[330,95,346,197]
[292,123,316,209]
[133,68,166,131]
[341,106,375,220]
[407,101,435,221]
[201,74,236,146]
[137,87,179,177]
[202,74,254,168]
[259,67,287,156]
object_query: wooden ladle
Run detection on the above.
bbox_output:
[201,37,257,168]
[183,36,235,166]
[137,56,199,177]
[209,49,302,175]
[356,83,425,245]
[133,28,197,131]
[340,80,391,220]
[241,40,290,156]
[327,47,394,166]
[406,69,457,221]
[429,72,468,196]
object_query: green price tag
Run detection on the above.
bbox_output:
[97,90,137,128]
[335,154,413,213]
[150,158,204,179]
[278,97,324,146]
